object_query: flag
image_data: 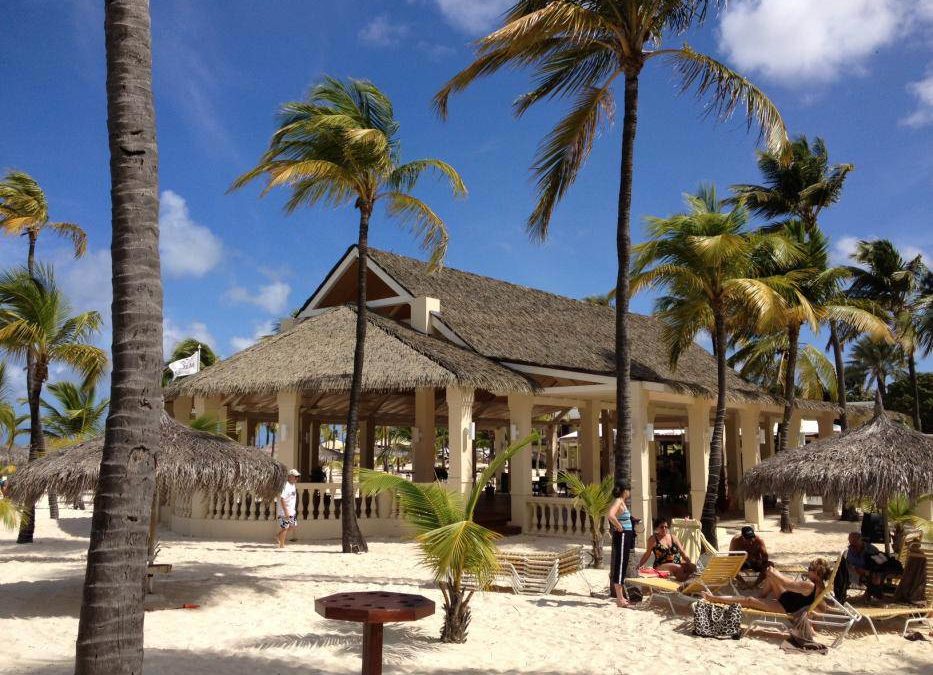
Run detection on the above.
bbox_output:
[167,348,200,379]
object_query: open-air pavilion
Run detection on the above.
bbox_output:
[165,246,840,544]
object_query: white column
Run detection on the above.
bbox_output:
[446,386,475,494]
[579,401,600,483]
[413,388,436,483]
[725,414,740,504]
[508,393,534,528]
[630,385,652,546]
[762,415,775,460]
[687,400,710,521]
[276,390,301,472]
[788,410,806,524]
[739,407,764,528]
[193,396,226,434]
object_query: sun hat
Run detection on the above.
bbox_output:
[287,469,300,477]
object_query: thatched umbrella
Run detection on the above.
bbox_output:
[7,412,287,557]
[742,397,933,551]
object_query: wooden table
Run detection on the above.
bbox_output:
[314,591,434,675]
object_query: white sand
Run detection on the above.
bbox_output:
[1,504,930,674]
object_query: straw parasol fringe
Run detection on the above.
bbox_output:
[6,412,287,504]
[742,398,933,508]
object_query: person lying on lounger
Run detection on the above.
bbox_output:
[701,558,832,614]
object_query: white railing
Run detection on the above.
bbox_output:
[524,496,597,539]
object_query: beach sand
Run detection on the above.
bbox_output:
[1,503,930,674]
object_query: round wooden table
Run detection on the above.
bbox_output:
[314,591,435,675]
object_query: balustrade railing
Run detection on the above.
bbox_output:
[524,496,598,539]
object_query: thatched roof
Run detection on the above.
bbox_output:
[6,413,287,504]
[168,305,535,398]
[350,248,826,407]
[742,407,933,505]
[0,445,28,468]
[847,401,912,427]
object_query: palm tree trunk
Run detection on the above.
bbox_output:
[613,72,639,488]
[27,230,37,278]
[778,324,800,533]
[907,348,922,431]
[829,321,847,431]
[340,206,370,554]
[16,361,46,543]
[439,579,471,643]
[702,308,727,549]
[76,2,161,671]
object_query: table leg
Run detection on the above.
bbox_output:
[361,622,383,675]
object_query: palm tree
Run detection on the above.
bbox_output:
[847,240,929,431]
[732,136,854,429]
[41,381,108,442]
[846,335,906,402]
[630,185,791,546]
[560,471,613,568]
[76,2,163,671]
[435,0,787,488]
[756,224,889,532]
[360,433,536,643]
[162,337,218,385]
[0,266,105,542]
[232,77,466,553]
[0,362,26,451]
[730,336,838,402]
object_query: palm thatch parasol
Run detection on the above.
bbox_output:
[7,412,287,504]
[742,397,933,551]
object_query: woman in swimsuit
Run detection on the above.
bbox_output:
[702,558,832,614]
[636,517,696,582]
[607,482,635,608]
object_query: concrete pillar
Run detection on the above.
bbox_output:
[276,390,301,472]
[170,395,192,423]
[508,393,534,527]
[762,415,775,460]
[647,412,658,516]
[788,410,806,524]
[725,413,740,507]
[413,388,436,483]
[446,386,475,494]
[580,401,600,483]
[687,400,710,521]
[630,385,652,546]
[739,407,764,528]
[817,414,839,516]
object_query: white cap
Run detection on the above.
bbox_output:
[287,469,300,477]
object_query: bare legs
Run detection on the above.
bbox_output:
[700,592,784,614]
[277,526,289,548]
[657,562,696,582]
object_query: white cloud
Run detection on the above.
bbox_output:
[159,190,223,278]
[230,321,275,353]
[432,0,510,33]
[359,15,409,46]
[902,70,933,127]
[226,280,291,315]
[163,317,216,358]
[60,248,112,319]
[718,0,906,84]
[830,236,861,266]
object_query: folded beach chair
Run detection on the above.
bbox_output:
[497,545,586,595]
[626,551,747,614]
[849,542,933,639]
[737,553,858,648]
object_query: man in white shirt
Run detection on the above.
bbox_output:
[276,469,300,548]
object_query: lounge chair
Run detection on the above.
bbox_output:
[848,542,933,638]
[733,553,858,648]
[626,551,747,614]
[464,545,585,595]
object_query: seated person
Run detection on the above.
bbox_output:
[846,532,903,599]
[730,525,772,586]
[702,558,832,615]
[637,517,697,582]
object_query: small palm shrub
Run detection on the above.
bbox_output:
[559,471,614,568]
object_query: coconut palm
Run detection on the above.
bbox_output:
[755,224,889,532]
[847,240,929,431]
[732,135,854,429]
[162,337,218,385]
[0,266,105,542]
[435,0,787,488]
[233,77,466,553]
[730,336,838,402]
[0,362,27,451]
[0,497,25,531]
[846,336,906,402]
[41,381,109,442]
[630,184,793,545]
[560,471,613,568]
[360,433,536,643]
[76,2,163,671]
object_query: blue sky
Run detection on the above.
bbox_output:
[1,0,931,401]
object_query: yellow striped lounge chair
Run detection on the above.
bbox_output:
[626,551,747,614]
